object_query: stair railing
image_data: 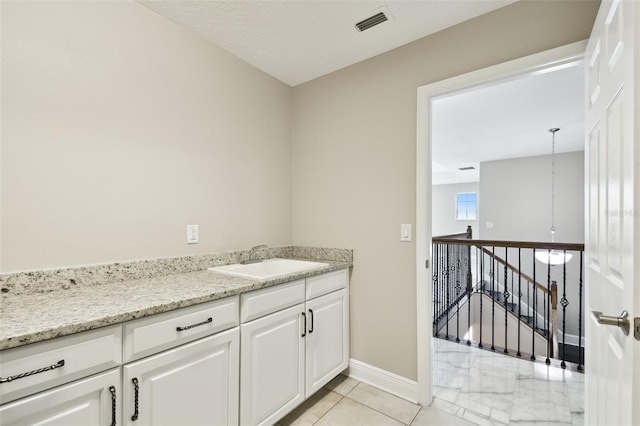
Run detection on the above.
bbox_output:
[476,246,558,358]
[432,228,584,371]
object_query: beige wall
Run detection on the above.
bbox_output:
[480,152,585,243]
[1,1,292,272]
[291,1,599,380]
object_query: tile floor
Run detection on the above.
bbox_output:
[277,338,584,426]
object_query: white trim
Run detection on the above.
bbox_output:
[347,358,420,404]
[415,40,587,406]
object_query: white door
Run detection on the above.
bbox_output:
[122,328,239,426]
[0,369,120,426]
[240,303,305,426]
[585,1,638,425]
[305,288,349,396]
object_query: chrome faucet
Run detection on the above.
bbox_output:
[242,245,268,264]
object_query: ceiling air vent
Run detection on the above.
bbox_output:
[459,166,476,171]
[355,7,392,32]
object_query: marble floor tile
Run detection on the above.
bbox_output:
[463,369,518,393]
[461,409,508,426]
[453,393,493,417]
[411,406,476,426]
[431,397,466,417]
[314,397,404,426]
[324,374,359,396]
[510,390,572,423]
[510,422,572,426]
[277,389,343,426]
[432,385,461,404]
[571,411,585,425]
[346,382,421,425]
[565,380,585,413]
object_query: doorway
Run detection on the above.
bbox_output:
[415,40,588,406]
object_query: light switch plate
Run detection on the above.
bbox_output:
[400,224,412,242]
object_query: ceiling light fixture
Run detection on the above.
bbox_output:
[535,128,573,265]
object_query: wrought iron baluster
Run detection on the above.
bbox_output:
[511,267,515,314]
[491,246,496,351]
[445,244,450,339]
[504,248,509,354]
[578,251,584,371]
[467,245,472,346]
[479,245,484,348]
[432,243,438,336]
[546,254,551,365]
[560,251,568,369]
[531,248,536,361]
[455,245,461,342]
[517,248,522,357]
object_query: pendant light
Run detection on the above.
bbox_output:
[535,128,573,265]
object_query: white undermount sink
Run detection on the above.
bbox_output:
[208,258,328,279]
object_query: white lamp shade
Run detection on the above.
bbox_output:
[535,250,573,265]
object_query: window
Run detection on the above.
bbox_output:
[456,192,477,220]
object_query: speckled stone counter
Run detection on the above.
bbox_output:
[0,247,352,351]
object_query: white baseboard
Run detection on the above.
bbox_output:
[347,358,420,404]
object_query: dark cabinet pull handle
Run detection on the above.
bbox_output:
[0,359,65,383]
[308,309,314,333]
[131,378,140,421]
[176,317,213,332]
[301,312,307,337]
[109,385,117,426]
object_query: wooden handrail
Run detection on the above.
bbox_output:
[477,246,549,294]
[435,225,473,240]
[432,237,584,252]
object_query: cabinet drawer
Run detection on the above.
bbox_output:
[241,280,305,323]
[0,325,122,405]
[306,269,348,300]
[0,368,121,426]
[123,296,238,362]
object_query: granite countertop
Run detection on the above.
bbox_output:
[0,247,352,351]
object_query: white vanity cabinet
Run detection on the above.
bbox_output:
[304,287,349,396]
[239,269,349,426]
[121,296,240,426]
[122,328,239,426]
[0,296,240,426]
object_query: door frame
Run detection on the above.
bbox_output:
[415,40,588,405]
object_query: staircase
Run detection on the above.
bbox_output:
[432,228,585,370]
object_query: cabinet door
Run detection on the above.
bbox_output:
[240,303,305,426]
[122,328,239,426]
[305,288,349,397]
[0,369,120,426]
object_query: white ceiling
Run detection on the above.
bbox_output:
[432,62,585,185]
[138,0,516,87]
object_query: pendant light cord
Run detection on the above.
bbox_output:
[549,128,559,242]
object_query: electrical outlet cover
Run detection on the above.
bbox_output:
[187,224,199,244]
